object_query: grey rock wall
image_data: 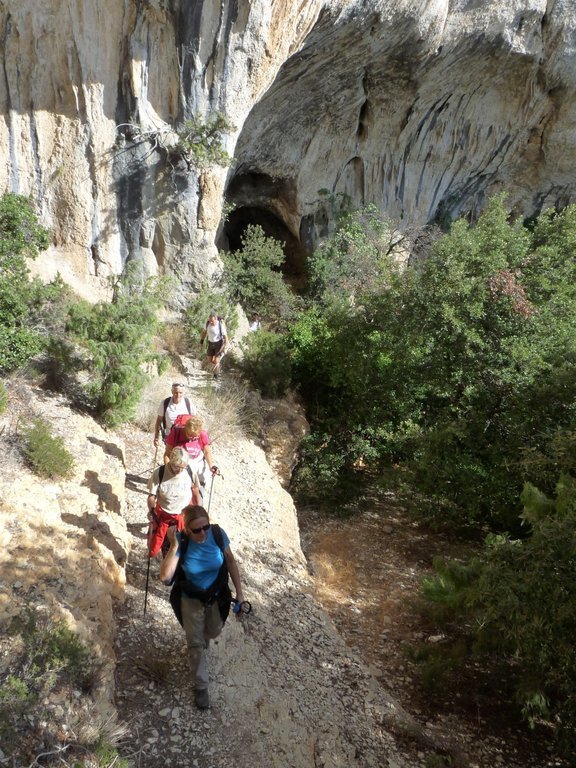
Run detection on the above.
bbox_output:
[1,1,575,301]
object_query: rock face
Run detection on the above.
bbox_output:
[1,1,576,299]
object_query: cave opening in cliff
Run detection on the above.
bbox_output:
[219,172,309,291]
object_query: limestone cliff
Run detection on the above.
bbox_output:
[1,1,575,300]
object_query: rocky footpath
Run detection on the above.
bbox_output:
[116,366,427,768]
[0,368,428,767]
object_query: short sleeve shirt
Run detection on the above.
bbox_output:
[177,526,230,589]
[147,464,199,515]
[157,397,197,433]
[166,429,210,461]
[206,319,227,343]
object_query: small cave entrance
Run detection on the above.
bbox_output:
[218,172,310,291]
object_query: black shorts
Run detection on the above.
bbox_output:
[207,340,224,357]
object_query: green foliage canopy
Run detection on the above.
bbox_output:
[66,262,166,426]
[289,197,576,525]
[221,224,294,322]
[174,113,233,168]
[0,193,55,372]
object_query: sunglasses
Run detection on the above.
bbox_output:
[189,523,210,534]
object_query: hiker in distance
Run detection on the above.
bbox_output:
[248,311,261,332]
[153,382,196,447]
[160,504,245,710]
[200,311,228,379]
[147,447,201,558]
[163,414,218,495]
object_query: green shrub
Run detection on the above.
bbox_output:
[66,262,167,427]
[173,113,233,168]
[0,193,51,372]
[419,476,576,747]
[0,610,98,763]
[307,204,403,302]
[22,417,75,479]
[239,329,292,398]
[0,380,7,413]
[221,224,295,322]
[290,196,576,527]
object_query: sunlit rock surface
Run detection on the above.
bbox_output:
[1,1,575,298]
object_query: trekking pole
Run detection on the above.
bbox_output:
[143,514,153,617]
[152,443,159,471]
[143,550,151,617]
[206,471,216,516]
[206,469,223,516]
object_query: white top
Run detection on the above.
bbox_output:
[157,397,196,432]
[148,464,199,515]
[206,318,227,343]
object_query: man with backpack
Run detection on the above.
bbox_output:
[153,383,196,447]
[147,447,201,558]
[200,311,228,379]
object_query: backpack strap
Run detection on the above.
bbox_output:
[212,523,225,552]
[162,397,171,431]
[185,397,192,414]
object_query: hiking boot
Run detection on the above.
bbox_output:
[195,687,210,710]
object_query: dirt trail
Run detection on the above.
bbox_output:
[113,368,426,768]
[113,363,568,768]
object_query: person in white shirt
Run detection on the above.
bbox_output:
[146,447,200,557]
[200,312,228,379]
[153,383,197,447]
[248,312,261,332]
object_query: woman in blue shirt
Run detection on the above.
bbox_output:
[160,505,245,710]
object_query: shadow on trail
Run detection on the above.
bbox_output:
[87,435,125,466]
[125,472,149,495]
[61,511,127,566]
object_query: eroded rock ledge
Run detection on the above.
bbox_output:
[0,382,129,721]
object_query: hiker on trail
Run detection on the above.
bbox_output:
[163,414,217,495]
[160,504,245,709]
[147,447,201,558]
[153,382,197,447]
[200,311,228,379]
[248,312,261,332]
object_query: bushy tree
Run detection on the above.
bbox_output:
[173,113,233,168]
[184,286,238,346]
[421,476,576,745]
[238,329,292,398]
[221,224,294,322]
[307,204,405,302]
[66,262,166,426]
[0,193,54,372]
[290,197,576,527]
